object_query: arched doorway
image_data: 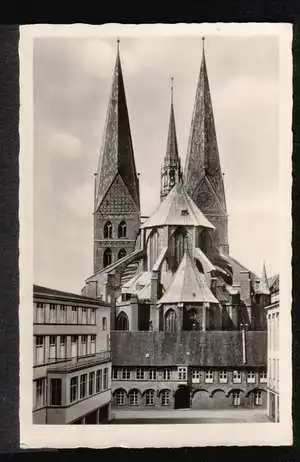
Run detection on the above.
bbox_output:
[174,385,190,409]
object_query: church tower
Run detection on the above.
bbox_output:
[184,38,229,255]
[93,40,141,273]
[160,78,182,201]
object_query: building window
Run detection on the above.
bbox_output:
[255,390,263,406]
[259,371,267,383]
[59,305,67,323]
[103,248,112,268]
[219,370,227,383]
[90,335,96,354]
[71,335,78,358]
[80,374,87,399]
[122,368,131,380]
[115,389,126,405]
[82,308,87,324]
[136,368,145,380]
[232,391,240,406]
[113,368,118,380]
[178,367,187,381]
[164,369,171,380]
[103,368,109,389]
[49,336,56,362]
[192,369,200,383]
[116,312,129,331]
[89,372,95,395]
[90,308,96,324]
[145,390,154,406]
[59,336,66,360]
[36,303,45,324]
[49,304,57,323]
[233,370,241,383]
[205,370,214,384]
[161,390,170,406]
[247,371,256,383]
[164,309,177,332]
[104,221,112,239]
[96,369,102,393]
[102,317,107,331]
[35,336,44,365]
[81,335,87,356]
[149,369,156,380]
[129,389,139,406]
[50,378,62,406]
[118,221,127,238]
[35,378,45,408]
[71,306,77,324]
[118,248,127,260]
[70,377,78,403]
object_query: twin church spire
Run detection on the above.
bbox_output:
[95,38,228,272]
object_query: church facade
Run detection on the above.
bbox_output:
[82,40,270,410]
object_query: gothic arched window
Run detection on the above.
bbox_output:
[104,221,112,239]
[103,248,112,268]
[116,311,129,331]
[169,227,186,271]
[118,248,127,260]
[118,221,127,238]
[149,229,159,269]
[164,309,177,332]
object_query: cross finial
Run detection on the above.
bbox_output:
[170,76,174,103]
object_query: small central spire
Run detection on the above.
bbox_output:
[202,36,205,50]
[117,37,120,54]
[170,76,174,104]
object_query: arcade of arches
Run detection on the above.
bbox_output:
[112,386,267,409]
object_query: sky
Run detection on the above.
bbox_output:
[33,34,280,294]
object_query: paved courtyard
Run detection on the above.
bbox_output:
[111,408,270,424]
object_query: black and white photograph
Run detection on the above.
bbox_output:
[19,23,292,448]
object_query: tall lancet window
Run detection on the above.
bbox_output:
[164,309,177,332]
[118,221,127,238]
[169,227,186,271]
[149,229,159,269]
[104,221,113,239]
[103,248,112,267]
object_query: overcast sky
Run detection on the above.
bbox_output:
[34,35,279,294]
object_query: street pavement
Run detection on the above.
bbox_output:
[111,408,270,424]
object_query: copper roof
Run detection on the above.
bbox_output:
[141,182,214,229]
[158,251,218,304]
[95,45,140,211]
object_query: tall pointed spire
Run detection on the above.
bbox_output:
[184,39,229,255]
[257,261,270,295]
[160,77,182,200]
[95,39,140,212]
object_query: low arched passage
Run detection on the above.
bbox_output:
[174,385,190,409]
[246,388,267,408]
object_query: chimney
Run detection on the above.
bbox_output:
[240,323,248,364]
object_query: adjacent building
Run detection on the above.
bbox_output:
[33,285,112,424]
[266,275,280,422]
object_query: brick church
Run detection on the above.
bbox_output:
[82,39,270,410]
